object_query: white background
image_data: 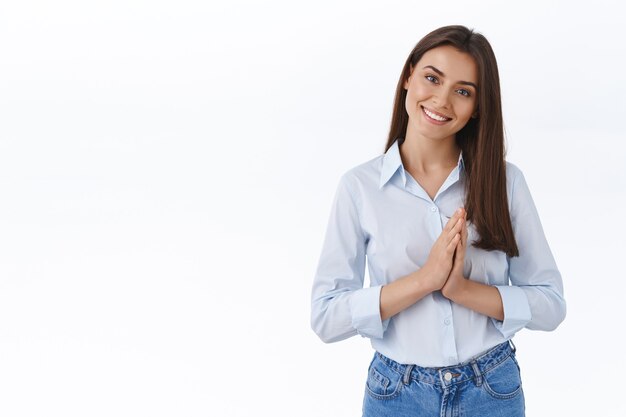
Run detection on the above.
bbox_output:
[0,0,624,416]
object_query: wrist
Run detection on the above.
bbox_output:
[442,274,467,301]
[413,265,439,294]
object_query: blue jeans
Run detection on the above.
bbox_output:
[362,340,525,416]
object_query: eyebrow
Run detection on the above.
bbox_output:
[423,65,478,89]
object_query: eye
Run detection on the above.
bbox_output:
[425,75,439,84]
[457,89,471,97]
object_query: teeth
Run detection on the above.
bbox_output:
[423,107,450,122]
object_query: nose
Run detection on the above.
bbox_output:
[433,88,452,109]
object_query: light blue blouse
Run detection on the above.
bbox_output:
[310,138,566,367]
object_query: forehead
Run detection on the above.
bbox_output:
[417,45,478,83]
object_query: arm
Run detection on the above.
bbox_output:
[310,173,389,343]
[449,279,504,321]
[379,269,439,322]
[443,279,505,322]
[443,168,566,337]
[498,167,566,335]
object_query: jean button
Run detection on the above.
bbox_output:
[444,372,452,381]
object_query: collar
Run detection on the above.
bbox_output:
[379,138,465,189]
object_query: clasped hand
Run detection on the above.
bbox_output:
[423,207,468,299]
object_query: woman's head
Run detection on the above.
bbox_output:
[386,24,503,164]
[385,25,518,257]
[402,44,479,145]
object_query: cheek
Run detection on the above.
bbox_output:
[412,82,432,99]
[404,90,418,113]
[406,84,430,109]
[454,99,476,119]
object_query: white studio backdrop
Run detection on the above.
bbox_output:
[0,0,624,416]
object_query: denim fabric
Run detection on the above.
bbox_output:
[362,340,524,417]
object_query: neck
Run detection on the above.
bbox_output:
[399,127,460,174]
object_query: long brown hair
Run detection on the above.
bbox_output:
[384,25,519,257]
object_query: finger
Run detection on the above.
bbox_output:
[461,218,468,247]
[444,208,464,231]
[452,240,463,269]
[447,217,464,240]
[449,241,464,277]
[452,221,466,260]
[455,217,466,247]
[447,233,461,253]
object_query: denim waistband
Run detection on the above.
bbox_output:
[375,340,517,388]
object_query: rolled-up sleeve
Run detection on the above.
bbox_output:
[310,173,390,343]
[492,166,566,338]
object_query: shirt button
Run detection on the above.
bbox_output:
[444,318,451,325]
[444,372,452,381]
[431,206,437,212]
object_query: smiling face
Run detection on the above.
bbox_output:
[403,44,479,142]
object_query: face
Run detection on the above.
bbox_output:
[403,44,479,141]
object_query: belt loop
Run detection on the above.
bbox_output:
[470,360,483,387]
[403,364,414,385]
[509,339,517,353]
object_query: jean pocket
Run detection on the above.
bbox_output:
[482,354,523,400]
[364,354,404,400]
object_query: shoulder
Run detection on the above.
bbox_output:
[339,154,385,189]
[505,160,523,182]
[504,160,526,193]
[504,160,534,212]
[330,153,385,209]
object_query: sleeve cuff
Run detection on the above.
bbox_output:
[348,285,390,339]
[492,285,532,338]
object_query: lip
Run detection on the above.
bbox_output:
[421,105,452,125]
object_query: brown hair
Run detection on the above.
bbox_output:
[384,25,519,257]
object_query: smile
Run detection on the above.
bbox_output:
[421,106,452,123]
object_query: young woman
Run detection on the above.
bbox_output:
[310,25,566,416]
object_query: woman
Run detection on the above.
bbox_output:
[310,25,566,416]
